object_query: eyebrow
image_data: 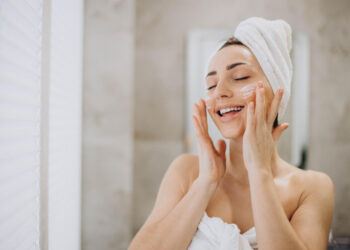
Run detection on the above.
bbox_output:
[206,62,247,78]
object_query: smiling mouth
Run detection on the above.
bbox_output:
[217,106,245,117]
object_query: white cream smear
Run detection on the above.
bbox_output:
[204,94,213,110]
[239,83,257,99]
[204,83,257,111]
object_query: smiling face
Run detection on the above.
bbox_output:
[205,44,275,139]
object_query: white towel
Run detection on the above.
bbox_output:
[233,17,293,120]
[188,212,257,250]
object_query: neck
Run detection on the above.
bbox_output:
[222,136,280,187]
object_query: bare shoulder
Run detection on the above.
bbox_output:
[281,163,334,202]
[291,166,333,188]
[169,153,199,193]
[300,169,334,198]
[139,153,199,228]
[285,166,335,249]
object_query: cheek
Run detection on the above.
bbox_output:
[205,96,215,111]
[242,91,256,106]
[242,92,256,104]
[239,83,257,104]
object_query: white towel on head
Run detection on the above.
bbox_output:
[233,17,293,120]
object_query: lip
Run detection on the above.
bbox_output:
[217,107,245,122]
[215,103,245,114]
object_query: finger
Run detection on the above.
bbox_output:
[194,100,217,154]
[246,101,255,133]
[192,112,215,151]
[267,88,284,128]
[216,139,226,159]
[193,103,205,132]
[272,123,289,142]
[191,115,204,141]
[256,81,266,127]
[194,101,206,133]
[199,98,208,131]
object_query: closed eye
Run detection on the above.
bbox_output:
[235,76,250,80]
[207,76,250,90]
[207,85,215,90]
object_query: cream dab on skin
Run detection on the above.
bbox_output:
[204,83,257,110]
[239,83,257,99]
[204,94,213,110]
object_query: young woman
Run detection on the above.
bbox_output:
[129,17,334,250]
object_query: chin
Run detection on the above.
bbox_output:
[220,125,245,139]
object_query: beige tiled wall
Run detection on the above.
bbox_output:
[82,0,134,249]
[133,0,350,237]
[82,0,350,249]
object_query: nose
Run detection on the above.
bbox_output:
[213,80,233,99]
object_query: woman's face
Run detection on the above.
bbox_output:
[205,45,275,139]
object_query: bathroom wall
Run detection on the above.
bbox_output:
[82,0,350,249]
[133,0,350,237]
[82,0,134,249]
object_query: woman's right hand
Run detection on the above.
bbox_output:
[191,98,227,186]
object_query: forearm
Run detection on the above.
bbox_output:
[248,169,307,250]
[129,178,217,250]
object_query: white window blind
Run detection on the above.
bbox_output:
[48,0,82,249]
[0,0,43,249]
[0,0,83,249]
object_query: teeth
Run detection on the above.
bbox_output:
[219,106,243,115]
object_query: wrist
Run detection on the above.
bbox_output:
[195,176,218,194]
[247,166,273,180]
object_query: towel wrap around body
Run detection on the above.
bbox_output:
[188,211,258,250]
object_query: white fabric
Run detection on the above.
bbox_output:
[233,17,293,120]
[188,212,258,250]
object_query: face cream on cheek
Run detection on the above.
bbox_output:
[204,82,257,110]
[239,83,257,99]
[204,94,214,110]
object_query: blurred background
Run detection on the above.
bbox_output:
[0,0,349,249]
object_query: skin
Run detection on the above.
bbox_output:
[203,44,278,186]
[191,45,335,249]
[128,44,335,250]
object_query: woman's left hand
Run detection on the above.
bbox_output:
[242,81,289,174]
